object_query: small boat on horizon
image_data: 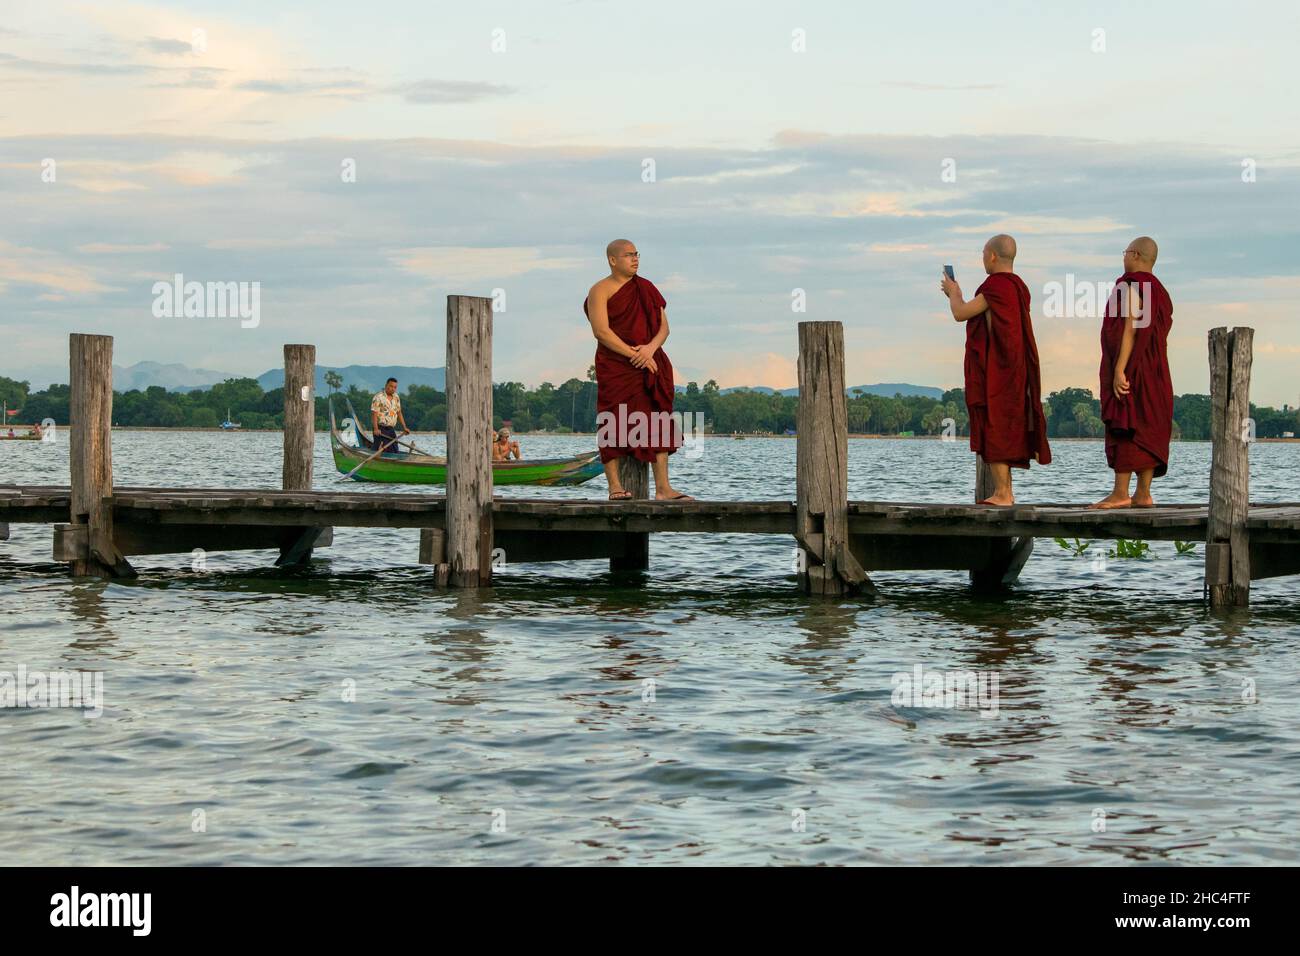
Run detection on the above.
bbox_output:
[220,408,241,430]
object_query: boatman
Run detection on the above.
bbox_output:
[370,377,410,454]
[940,234,1052,505]
[584,239,692,501]
[1090,237,1174,509]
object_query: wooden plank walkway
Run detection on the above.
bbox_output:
[5,485,1300,540]
[6,486,1299,585]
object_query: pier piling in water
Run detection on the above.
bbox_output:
[1206,327,1254,607]
[445,295,494,587]
[276,343,326,565]
[969,455,1034,592]
[65,333,134,578]
[609,458,650,572]
[281,344,315,492]
[794,321,868,595]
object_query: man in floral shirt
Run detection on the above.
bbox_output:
[370,377,410,454]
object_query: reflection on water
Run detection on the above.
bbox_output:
[1,434,1298,864]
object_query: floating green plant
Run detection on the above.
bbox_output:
[1053,537,1092,556]
[1109,538,1151,559]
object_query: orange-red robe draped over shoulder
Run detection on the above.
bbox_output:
[584,275,681,464]
[964,272,1052,468]
[1099,271,1173,476]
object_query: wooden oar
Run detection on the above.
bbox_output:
[350,421,427,456]
[346,426,428,457]
[336,435,401,481]
[387,433,431,456]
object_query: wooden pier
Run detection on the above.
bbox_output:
[1,304,1294,607]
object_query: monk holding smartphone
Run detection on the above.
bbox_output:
[941,234,1052,505]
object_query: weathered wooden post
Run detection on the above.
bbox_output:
[282,344,315,490]
[610,457,650,572]
[65,333,133,578]
[1206,326,1253,607]
[970,454,1033,591]
[276,343,323,565]
[795,321,867,595]
[418,527,449,586]
[974,455,994,503]
[445,295,494,587]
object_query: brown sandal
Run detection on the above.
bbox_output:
[608,490,634,501]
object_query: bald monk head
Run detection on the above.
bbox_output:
[1124,236,1158,272]
[982,234,1017,274]
[606,239,640,279]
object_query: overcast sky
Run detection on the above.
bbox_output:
[2,0,1298,404]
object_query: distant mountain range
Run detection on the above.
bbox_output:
[19,361,941,400]
[99,362,447,394]
[112,361,238,393]
[702,382,945,400]
[255,364,446,393]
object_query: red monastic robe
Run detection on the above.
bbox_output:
[584,275,681,463]
[964,272,1052,468]
[1099,271,1173,476]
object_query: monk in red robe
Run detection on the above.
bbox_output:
[1090,237,1173,509]
[940,234,1052,505]
[584,239,691,501]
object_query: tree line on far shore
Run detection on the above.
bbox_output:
[2,373,1296,440]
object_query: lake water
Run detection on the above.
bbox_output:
[2,432,1298,865]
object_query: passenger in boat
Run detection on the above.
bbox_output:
[492,426,521,461]
[370,377,410,454]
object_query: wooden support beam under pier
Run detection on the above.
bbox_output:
[6,486,1300,580]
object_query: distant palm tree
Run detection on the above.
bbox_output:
[324,370,343,395]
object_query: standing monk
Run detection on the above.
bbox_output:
[584,239,692,501]
[1090,237,1173,509]
[941,234,1052,505]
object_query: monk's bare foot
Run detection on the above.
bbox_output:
[1131,492,1155,508]
[978,494,1014,507]
[655,489,694,502]
[1088,494,1132,510]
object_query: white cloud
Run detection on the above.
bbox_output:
[953,216,1132,236]
[77,242,169,254]
[391,247,586,284]
[0,240,116,295]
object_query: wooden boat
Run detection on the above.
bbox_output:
[329,398,603,486]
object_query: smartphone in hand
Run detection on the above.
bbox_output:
[943,265,955,281]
